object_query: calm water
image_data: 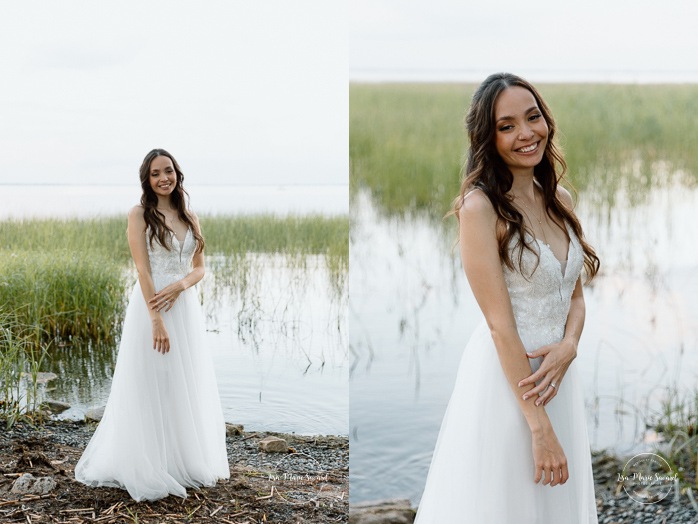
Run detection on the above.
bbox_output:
[349,183,698,504]
[8,184,348,436]
[0,184,348,218]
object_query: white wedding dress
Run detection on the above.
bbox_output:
[75,228,229,501]
[415,222,598,523]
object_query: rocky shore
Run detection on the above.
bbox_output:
[0,419,348,523]
[349,452,698,524]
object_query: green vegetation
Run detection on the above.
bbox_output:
[0,251,127,344]
[0,309,47,428]
[650,388,698,489]
[0,214,348,263]
[350,83,698,217]
[0,214,348,346]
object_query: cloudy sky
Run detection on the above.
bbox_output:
[351,0,698,82]
[0,1,347,186]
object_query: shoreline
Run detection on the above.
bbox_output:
[0,419,348,523]
[349,451,697,524]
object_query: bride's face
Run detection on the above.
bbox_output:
[494,86,549,177]
[149,155,178,198]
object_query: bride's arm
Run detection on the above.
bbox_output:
[127,205,169,354]
[148,212,205,312]
[459,190,568,486]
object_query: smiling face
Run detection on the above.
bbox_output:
[494,86,549,177]
[148,155,177,199]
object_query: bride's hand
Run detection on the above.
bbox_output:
[148,282,185,313]
[518,338,577,406]
[151,317,170,354]
[532,426,569,486]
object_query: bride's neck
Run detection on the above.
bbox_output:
[156,196,174,211]
[508,172,538,201]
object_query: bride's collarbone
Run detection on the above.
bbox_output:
[526,219,570,261]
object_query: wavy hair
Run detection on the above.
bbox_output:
[450,73,599,282]
[138,148,205,254]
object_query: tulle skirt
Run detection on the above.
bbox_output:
[75,282,229,501]
[414,322,598,523]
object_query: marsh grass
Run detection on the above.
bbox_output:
[0,214,348,346]
[350,83,698,217]
[0,309,47,428]
[0,250,127,344]
[649,388,698,488]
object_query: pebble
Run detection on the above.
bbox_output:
[84,406,105,422]
[258,436,288,453]
[225,423,244,436]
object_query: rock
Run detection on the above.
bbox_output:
[32,476,57,494]
[10,473,56,495]
[10,473,36,494]
[226,423,244,436]
[85,406,105,422]
[258,436,288,453]
[44,400,71,414]
[349,499,416,524]
[21,372,58,384]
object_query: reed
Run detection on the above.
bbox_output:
[0,309,47,428]
[649,387,698,489]
[0,214,348,270]
[0,214,348,345]
[0,250,127,344]
[350,83,698,217]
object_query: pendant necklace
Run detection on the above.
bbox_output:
[516,194,549,246]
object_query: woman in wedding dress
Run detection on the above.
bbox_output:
[75,149,229,501]
[414,74,600,523]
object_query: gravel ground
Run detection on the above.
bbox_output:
[0,419,348,523]
[593,451,698,523]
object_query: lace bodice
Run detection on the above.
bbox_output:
[146,228,196,291]
[503,221,583,352]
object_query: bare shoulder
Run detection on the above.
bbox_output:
[459,188,496,224]
[128,205,144,220]
[556,185,574,210]
[127,205,146,230]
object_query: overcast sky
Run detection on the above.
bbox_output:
[351,0,698,82]
[0,1,347,186]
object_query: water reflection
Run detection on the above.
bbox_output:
[349,182,698,505]
[45,253,348,436]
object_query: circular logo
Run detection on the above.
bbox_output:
[620,453,676,504]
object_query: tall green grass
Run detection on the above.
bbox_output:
[350,83,698,216]
[0,214,348,345]
[649,388,698,489]
[0,250,127,344]
[0,214,348,264]
[0,309,47,428]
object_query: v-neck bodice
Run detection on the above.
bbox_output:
[503,221,582,349]
[145,227,195,291]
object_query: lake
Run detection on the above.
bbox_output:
[0,184,347,218]
[348,81,698,505]
[349,182,698,505]
[3,184,348,436]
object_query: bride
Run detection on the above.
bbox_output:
[414,74,600,522]
[75,149,229,501]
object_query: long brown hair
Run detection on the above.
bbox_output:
[450,73,599,282]
[138,149,205,253]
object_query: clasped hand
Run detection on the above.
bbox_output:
[148,282,184,313]
[518,338,577,406]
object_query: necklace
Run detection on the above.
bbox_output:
[514,194,549,246]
